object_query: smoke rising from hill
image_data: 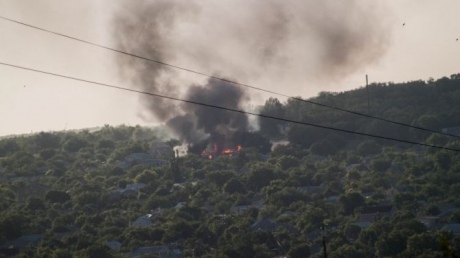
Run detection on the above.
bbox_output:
[112,0,391,143]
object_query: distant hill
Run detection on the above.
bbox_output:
[259,73,460,151]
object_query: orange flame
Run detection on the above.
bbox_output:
[201,144,242,159]
[222,148,233,154]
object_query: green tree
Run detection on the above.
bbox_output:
[233,131,272,153]
[329,245,368,258]
[26,197,45,210]
[207,170,236,188]
[223,178,247,194]
[134,170,157,184]
[51,249,73,258]
[247,162,277,191]
[287,125,327,148]
[268,187,308,208]
[276,155,300,170]
[310,140,337,156]
[435,151,452,170]
[0,138,20,156]
[375,231,407,257]
[0,213,27,240]
[357,140,381,156]
[79,243,114,258]
[260,97,285,138]
[34,132,61,150]
[97,139,115,149]
[340,192,365,215]
[394,192,417,209]
[425,204,441,216]
[63,137,89,153]
[347,170,361,181]
[287,243,310,258]
[297,207,327,232]
[45,190,71,204]
[407,232,442,255]
[371,159,391,172]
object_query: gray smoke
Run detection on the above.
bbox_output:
[112,0,392,143]
[167,79,249,144]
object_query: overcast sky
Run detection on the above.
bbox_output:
[0,0,459,136]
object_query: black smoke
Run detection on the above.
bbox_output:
[111,0,392,146]
[167,78,249,146]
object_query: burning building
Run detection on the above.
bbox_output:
[200,143,242,159]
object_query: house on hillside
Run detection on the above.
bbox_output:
[395,185,414,193]
[417,216,440,230]
[170,182,198,193]
[112,183,146,197]
[0,234,44,256]
[123,183,146,192]
[278,211,298,219]
[442,224,460,236]
[438,204,460,218]
[230,205,251,213]
[230,202,265,214]
[384,187,401,201]
[201,204,214,213]
[230,195,265,214]
[174,202,188,210]
[359,205,396,222]
[106,241,122,251]
[150,207,164,217]
[250,217,298,234]
[252,193,264,207]
[297,184,324,195]
[345,163,368,173]
[126,245,182,258]
[345,222,371,242]
[324,195,340,204]
[131,215,154,228]
[251,217,278,231]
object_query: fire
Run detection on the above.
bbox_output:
[222,148,233,154]
[201,144,242,159]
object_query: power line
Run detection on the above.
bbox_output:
[1,61,459,152]
[0,15,458,140]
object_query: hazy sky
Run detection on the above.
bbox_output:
[0,0,459,136]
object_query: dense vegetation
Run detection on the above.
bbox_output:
[261,74,460,149]
[1,74,460,258]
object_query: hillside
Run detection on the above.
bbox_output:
[261,74,460,150]
[1,76,460,257]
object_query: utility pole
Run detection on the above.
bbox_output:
[128,210,131,227]
[366,74,371,115]
[322,225,327,258]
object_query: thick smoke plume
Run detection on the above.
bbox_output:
[112,0,391,144]
[166,79,249,144]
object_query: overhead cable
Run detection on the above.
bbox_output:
[1,61,459,152]
[0,15,458,139]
